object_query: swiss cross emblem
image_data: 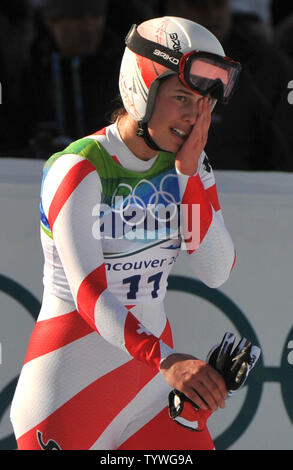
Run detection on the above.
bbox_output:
[136,323,152,336]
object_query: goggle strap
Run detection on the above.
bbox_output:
[125,24,183,73]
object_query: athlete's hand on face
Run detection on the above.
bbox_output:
[175,97,212,176]
[159,353,227,411]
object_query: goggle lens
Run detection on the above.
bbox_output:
[183,53,241,103]
[190,59,229,85]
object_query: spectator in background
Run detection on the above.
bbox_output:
[27,0,122,158]
[270,1,293,28]
[158,0,293,171]
[230,0,273,42]
[28,0,156,159]
[231,0,272,34]
[0,0,35,158]
[107,0,155,42]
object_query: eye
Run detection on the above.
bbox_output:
[175,95,188,103]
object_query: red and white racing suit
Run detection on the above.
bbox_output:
[10,122,235,450]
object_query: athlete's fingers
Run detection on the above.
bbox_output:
[198,97,212,134]
[203,97,212,128]
[189,377,225,411]
[191,383,218,411]
[207,365,228,401]
[189,97,211,143]
[180,368,227,411]
[160,354,227,411]
[203,375,227,409]
[185,386,209,411]
[175,96,212,175]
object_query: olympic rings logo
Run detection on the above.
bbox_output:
[110,174,181,224]
[0,274,292,450]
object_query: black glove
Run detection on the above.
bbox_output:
[168,331,261,430]
[206,331,261,396]
[168,389,212,431]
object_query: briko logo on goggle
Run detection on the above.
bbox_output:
[153,49,179,65]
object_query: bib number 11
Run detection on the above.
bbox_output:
[123,272,163,299]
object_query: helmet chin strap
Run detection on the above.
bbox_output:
[136,121,165,152]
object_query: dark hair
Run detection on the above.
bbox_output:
[107,94,127,124]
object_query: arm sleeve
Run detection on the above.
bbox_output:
[176,152,236,288]
[41,153,175,370]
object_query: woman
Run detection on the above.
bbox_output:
[10,16,240,450]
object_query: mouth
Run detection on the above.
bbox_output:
[171,127,189,140]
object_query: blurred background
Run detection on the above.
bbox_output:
[1,0,293,169]
[1,0,293,450]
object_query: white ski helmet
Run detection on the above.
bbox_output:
[119,16,241,126]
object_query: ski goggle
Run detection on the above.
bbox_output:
[125,24,242,104]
